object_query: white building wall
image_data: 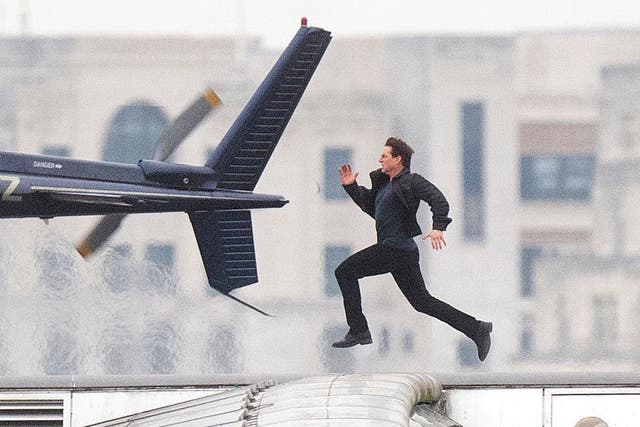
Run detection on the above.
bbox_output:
[425,36,519,371]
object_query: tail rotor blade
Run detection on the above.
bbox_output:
[76,214,126,258]
[154,87,222,161]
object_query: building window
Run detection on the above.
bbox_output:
[102,244,132,293]
[557,295,570,347]
[324,148,352,200]
[621,111,640,153]
[144,321,178,374]
[593,294,618,346]
[36,242,78,293]
[520,154,595,201]
[378,326,391,357]
[103,101,169,163]
[461,102,485,241]
[519,313,535,356]
[401,331,415,354]
[206,324,243,373]
[520,246,542,297]
[324,245,351,297]
[320,325,355,372]
[457,339,479,367]
[41,145,71,157]
[100,323,135,374]
[145,243,175,267]
[144,243,176,293]
[41,329,79,375]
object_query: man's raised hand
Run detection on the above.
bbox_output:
[422,230,447,251]
[338,164,359,186]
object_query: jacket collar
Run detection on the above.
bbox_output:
[370,168,411,198]
[371,167,410,182]
[392,168,410,181]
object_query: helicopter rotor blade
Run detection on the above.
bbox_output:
[154,87,221,161]
[75,88,222,258]
[76,214,126,258]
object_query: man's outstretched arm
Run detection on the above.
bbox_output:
[339,163,371,216]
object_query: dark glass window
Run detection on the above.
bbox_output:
[593,294,618,345]
[103,244,132,293]
[144,243,176,293]
[520,314,534,356]
[520,154,595,201]
[324,245,351,297]
[457,339,480,367]
[103,102,169,163]
[100,323,135,374]
[320,325,355,372]
[36,242,77,292]
[461,102,485,241]
[378,326,391,357]
[144,321,177,374]
[324,148,352,200]
[401,331,415,354]
[206,324,243,373]
[42,329,79,375]
[145,243,175,268]
[520,246,542,297]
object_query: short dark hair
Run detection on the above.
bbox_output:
[385,137,414,168]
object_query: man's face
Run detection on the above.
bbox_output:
[379,145,402,174]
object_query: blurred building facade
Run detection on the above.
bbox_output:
[1,29,640,376]
[515,32,640,371]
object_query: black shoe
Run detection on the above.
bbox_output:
[332,330,373,348]
[474,321,493,361]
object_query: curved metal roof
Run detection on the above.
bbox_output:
[89,373,445,426]
[251,373,443,426]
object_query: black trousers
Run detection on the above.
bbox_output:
[335,243,479,338]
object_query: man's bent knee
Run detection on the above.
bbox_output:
[335,262,356,285]
[335,263,349,280]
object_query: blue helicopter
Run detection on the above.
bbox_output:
[0,21,332,315]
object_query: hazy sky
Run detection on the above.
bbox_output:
[1,0,639,47]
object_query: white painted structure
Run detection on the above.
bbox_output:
[1,374,638,426]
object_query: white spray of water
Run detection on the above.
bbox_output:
[0,220,246,376]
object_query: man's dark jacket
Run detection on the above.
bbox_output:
[343,168,452,236]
